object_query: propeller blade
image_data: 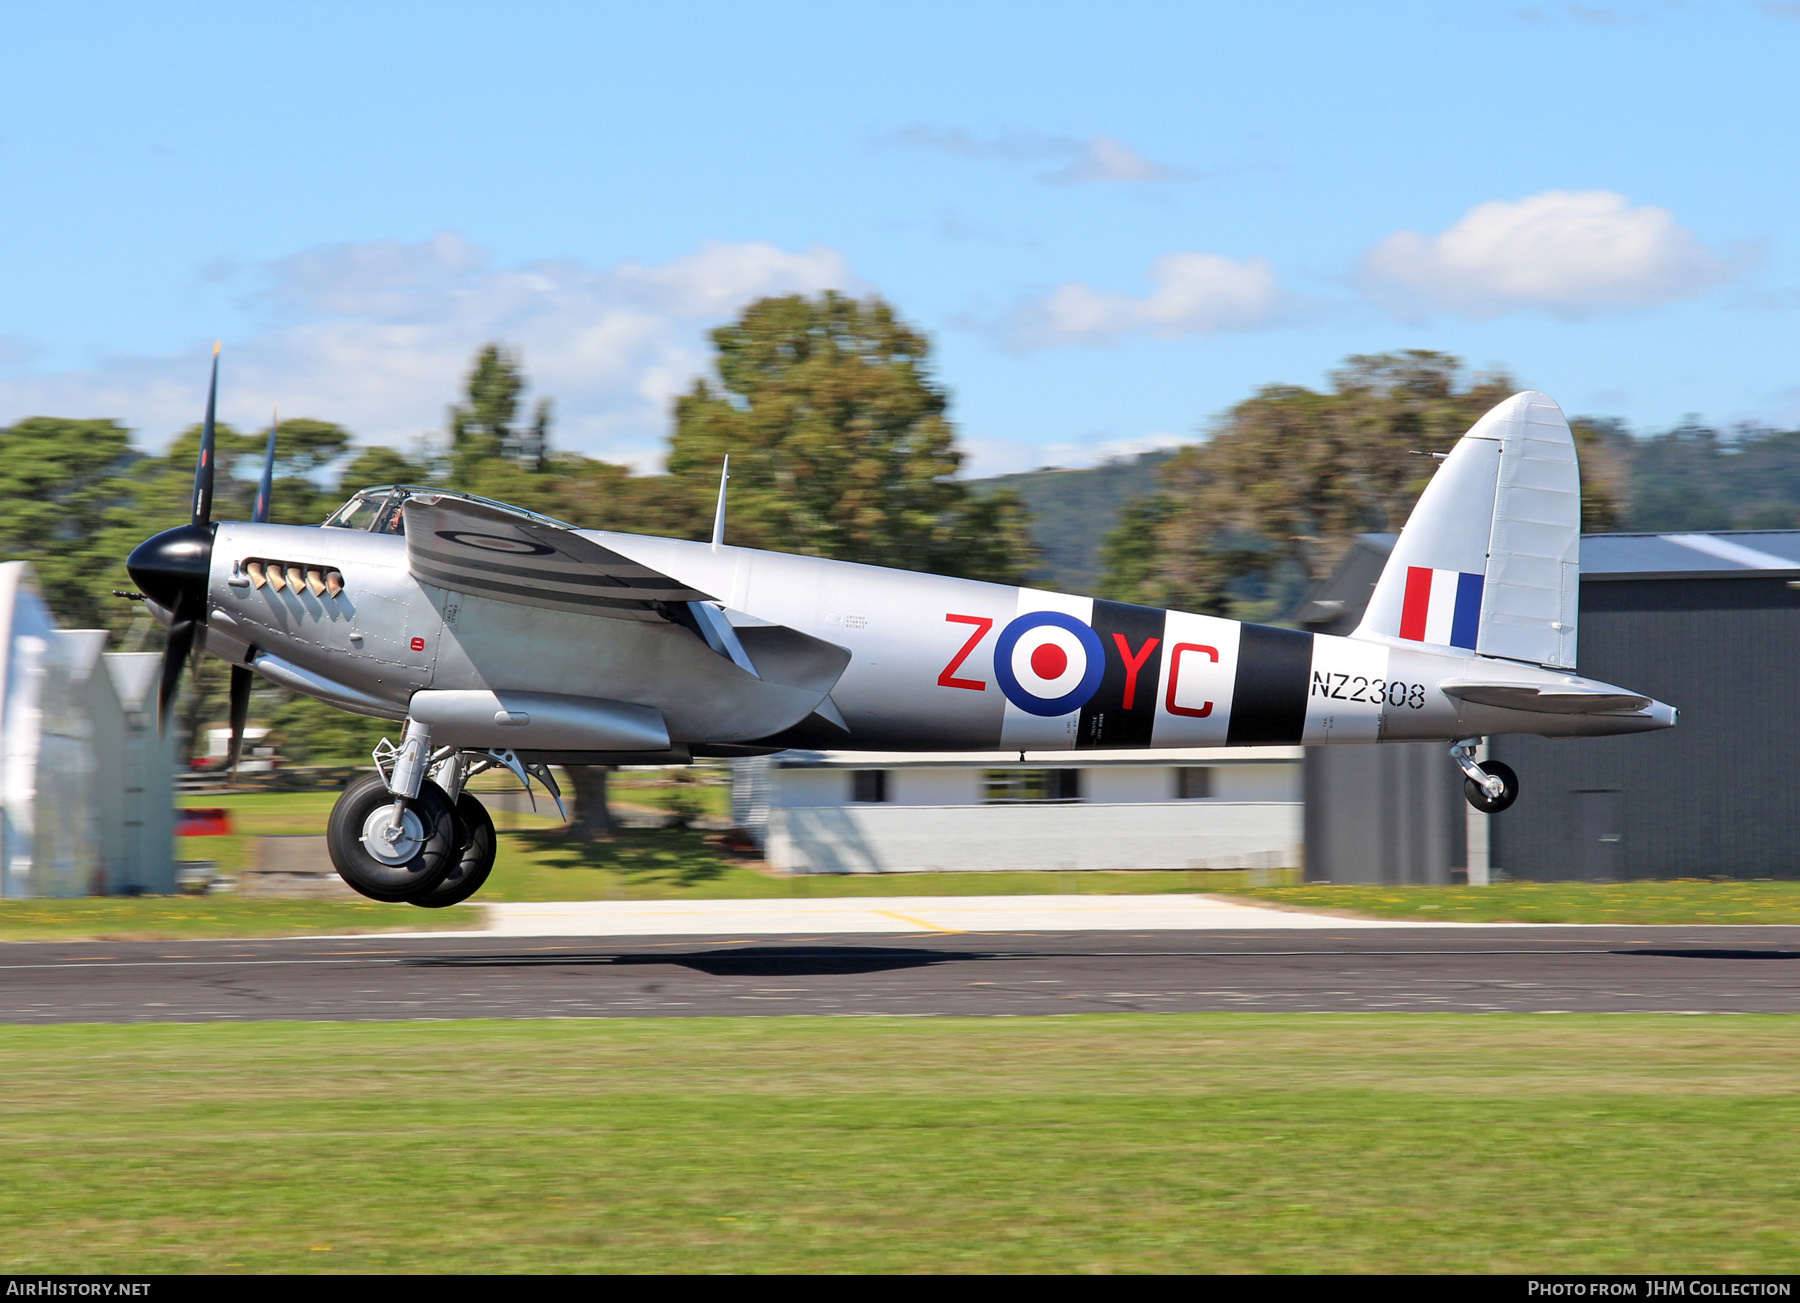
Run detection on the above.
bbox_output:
[158,620,196,733]
[227,664,252,780]
[191,341,220,529]
[253,405,277,524]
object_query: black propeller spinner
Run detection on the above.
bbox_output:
[125,346,279,776]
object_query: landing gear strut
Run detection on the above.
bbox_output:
[326,728,538,907]
[1451,738,1519,814]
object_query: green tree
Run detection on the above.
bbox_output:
[1569,418,1627,534]
[340,444,434,494]
[266,694,393,766]
[544,457,712,538]
[1100,352,1623,618]
[667,292,1035,583]
[1096,495,1174,603]
[262,418,353,525]
[0,418,139,631]
[448,344,552,484]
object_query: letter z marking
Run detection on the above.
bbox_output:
[939,613,994,690]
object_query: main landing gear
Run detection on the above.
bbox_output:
[1450,738,1519,814]
[325,719,561,908]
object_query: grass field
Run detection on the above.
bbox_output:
[114,786,1800,938]
[0,851,1280,939]
[1,1014,1795,1273]
[177,784,570,875]
[0,897,481,942]
[1222,881,1800,925]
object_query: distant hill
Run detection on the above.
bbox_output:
[968,449,1178,593]
[966,420,1800,597]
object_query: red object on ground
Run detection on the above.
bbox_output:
[178,808,233,836]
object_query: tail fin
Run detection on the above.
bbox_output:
[1354,391,1580,669]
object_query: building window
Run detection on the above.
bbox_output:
[851,769,888,803]
[1175,767,1213,800]
[984,768,1081,803]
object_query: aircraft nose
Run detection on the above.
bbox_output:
[126,523,214,616]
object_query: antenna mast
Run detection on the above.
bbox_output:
[710,455,730,550]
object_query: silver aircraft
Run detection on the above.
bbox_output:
[127,353,1675,906]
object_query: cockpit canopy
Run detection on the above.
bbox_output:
[321,485,572,536]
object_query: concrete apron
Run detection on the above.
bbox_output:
[369,895,1500,939]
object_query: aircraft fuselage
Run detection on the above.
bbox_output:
[201,520,1673,756]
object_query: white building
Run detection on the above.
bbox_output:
[202,725,275,772]
[0,562,174,897]
[733,747,1302,874]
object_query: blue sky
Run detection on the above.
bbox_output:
[2,0,1796,474]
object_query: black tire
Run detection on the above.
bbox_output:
[326,772,458,902]
[407,793,498,908]
[1464,760,1519,814]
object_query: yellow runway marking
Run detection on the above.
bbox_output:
[874,909,963,935]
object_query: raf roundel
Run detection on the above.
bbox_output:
[993,611,1106,717]
[435,529,556,557]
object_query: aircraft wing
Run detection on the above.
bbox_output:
[1439,681,1652,715]
[403,495,715,622]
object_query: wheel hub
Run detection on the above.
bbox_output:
[360,805,425,864]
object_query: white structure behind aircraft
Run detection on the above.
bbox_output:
[0,562,174,897]
[735,746,1301,874]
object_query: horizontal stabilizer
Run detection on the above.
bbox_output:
[1439,681,1651,715]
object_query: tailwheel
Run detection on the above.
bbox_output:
[1463,760,1519,814]
[326,772,459,902]
[406,793,497,909]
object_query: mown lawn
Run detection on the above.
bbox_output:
[0,897,479,942]
[176,789,341,875]
[1220,880,1800,925]
[1,1015,1795,1273]
[177,782,568,874]
[177,770,726,868]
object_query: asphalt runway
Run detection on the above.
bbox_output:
[4,926,1800,1021]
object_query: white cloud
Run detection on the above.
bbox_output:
[1008,252,1285,347]
[1359,190,1729,320]
[962,429,1191,478]
[0,234,854,471]
[1044,136,1192,185]
[887,127,1196,185]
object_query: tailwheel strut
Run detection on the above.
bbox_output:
[1450,738,1519,814]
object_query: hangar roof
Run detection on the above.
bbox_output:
[1298,529,1800,632]
[1578,530,1800,577]
[1354,529,1800,579]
